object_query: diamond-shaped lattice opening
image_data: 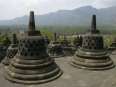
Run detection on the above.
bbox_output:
[35,52,39,56]
[24,52,27,56]
[20,51,23,55]
[30,52,34,56]
[88,46,92,49]
[20,43,23,47]
[29,43,33,47]
[22,40,25,43]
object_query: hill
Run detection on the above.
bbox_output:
[0,6,116,26]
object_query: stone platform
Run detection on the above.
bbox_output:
[0,55,116,87]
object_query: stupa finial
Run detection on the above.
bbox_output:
[29,11,35,31]
[91,14,96,31]
[90,14,99,34]
[27,11,41,36]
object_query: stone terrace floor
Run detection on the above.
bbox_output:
[0,55,116,87]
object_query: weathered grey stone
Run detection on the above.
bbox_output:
[71,15,114,70]
[2,34,18,65]
[0,56,116,87]
[48,33,64,58]
[26,11,41,36]
[109,37,116,51]
[48,41,64,58]
[73,35,82,48]
[4,11,62,84]
[61,35,75,56]
[0,44,7,62]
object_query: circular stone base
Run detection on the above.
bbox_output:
[70,57,115,70]
[2,57,10,66]
[70,61,114,70]
[4,66,63,84]
[50,55,65,58]
[111,50,116,55]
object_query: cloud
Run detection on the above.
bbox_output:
[34,0,94,15]
[92,0,116,8]
[0,0,115,20]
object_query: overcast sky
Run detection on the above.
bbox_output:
[0,0,115,20]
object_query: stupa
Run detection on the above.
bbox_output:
[60,35,69,46]
[109,37,116,50]
[2,34,18,65]
[60,35,75,56]
[0,44,7,62]
[48,33,64,58]
[4,11,62,84]
[71,15,114,70]
[73,34,82,48]
[44,35,50,45]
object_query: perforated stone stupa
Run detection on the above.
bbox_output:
[109,37,116,50]
[71,15,114,70]
[61,35,75,56]
[48,33,64,58]
[4,11,62,84]
[73,34,82,48]
[60,35,69,47]
[2,34,18,65]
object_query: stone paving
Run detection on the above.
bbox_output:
[0,55,116,87]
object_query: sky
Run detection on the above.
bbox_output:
[0,0,115,20]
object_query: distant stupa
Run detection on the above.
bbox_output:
[109,37,116,50]
[2,34,18,65]
[70,14,114,70]
[48,32,64,58]
[61,35,69,46]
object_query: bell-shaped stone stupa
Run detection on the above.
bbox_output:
[48,33,64,58]
[71,15,114,70]
[2,33,18,65]
[4,11,62,84]
[109,37,116,50]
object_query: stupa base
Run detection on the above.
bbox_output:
[49,54,65,58]
[4,66,62,84]
[71,57,114,70]
[2,57,10,65]
[4,55,63,84]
